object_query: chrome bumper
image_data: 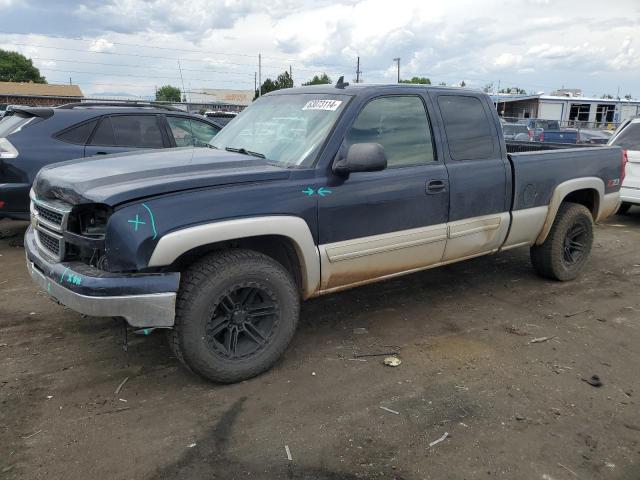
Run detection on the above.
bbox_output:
[28,260,177,328]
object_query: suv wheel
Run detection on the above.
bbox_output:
[530,202,594,281]
[617,202,632,215]
[169,249,300,383]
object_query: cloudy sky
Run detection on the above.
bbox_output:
[0,0,638,99]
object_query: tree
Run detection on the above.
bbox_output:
[624,94,633,100]
[156,85,181,102]
[0,49,46,83]
[460,80,466,87]
[302,73,332,86]
[399,76,431,84]
[254,71,294,100]
[438,82,447,86]
[499,87,526,94]
[601,94,614,99]
[482,83,493,93]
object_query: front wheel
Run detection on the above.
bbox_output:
[169,249,300,383]
[530,202,594,281]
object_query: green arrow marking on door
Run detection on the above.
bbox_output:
[317,187,332,197]
[302,187,315,196]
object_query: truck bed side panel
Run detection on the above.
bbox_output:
[509,146,622,212]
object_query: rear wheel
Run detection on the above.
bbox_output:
[530,202,594,281]
[617,202,632,215]
[169,249,300,383]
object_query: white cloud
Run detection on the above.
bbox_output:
[89,38,114,52]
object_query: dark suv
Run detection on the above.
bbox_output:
[0,102,221,219]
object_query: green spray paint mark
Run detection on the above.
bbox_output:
[302,187,314,196]
[141,203,158,240]
[60,267,69,283]
[127,214,146,231]
[317,187,332,197]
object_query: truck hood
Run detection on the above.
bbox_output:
[33,147,291,206]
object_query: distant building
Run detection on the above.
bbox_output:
[491,93,640,127]
[550,88,583,97]
[0,81,83,108]
[186,88,253,113]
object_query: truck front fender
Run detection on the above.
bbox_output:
[147,216,320,299]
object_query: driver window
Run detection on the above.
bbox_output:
[346,96,435,167]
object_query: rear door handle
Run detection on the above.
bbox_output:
[426,179,447,194]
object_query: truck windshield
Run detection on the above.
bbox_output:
[209,93,349,167]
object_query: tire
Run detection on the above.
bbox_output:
[617,202,632,215]
[530,202,594,281]
[169,249,300,383]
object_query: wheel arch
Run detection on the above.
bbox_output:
[535,178,603,245]
[148,216,320,299]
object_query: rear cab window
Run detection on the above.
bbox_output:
[611,122,640,151]
[437,95,495,160]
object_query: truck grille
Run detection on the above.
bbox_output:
[30,194,71,262]
[36,228,62,257]
[33,203,64,226]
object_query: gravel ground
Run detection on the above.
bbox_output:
[1,212,639,480]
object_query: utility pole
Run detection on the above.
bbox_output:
[254,72,257,94]
[393,57,400,83]
[177,60,186,103]
[69,77,72,85]
[356,56,361,83]
[258,54,262,97]
[289,64,293,86]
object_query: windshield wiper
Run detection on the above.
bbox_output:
[225,146,265,159]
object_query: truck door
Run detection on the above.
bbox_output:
[430,93,511,261]
[317,94,449,291]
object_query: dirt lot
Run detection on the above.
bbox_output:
[1,213,639,480]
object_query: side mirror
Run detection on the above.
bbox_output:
[332,143,387,176]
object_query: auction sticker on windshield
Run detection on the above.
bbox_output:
[302,100,342,111]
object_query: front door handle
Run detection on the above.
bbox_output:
[426,179,446,194]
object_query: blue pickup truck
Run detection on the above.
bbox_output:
[25,83,623,383]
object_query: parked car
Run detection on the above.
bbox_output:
[541,128,580,144]
[518,119,561,141]
[25,84,622,383]
[608,118,640,213]
[502,123,530,141]
[0,102,221,220]
[578,129,611,145]
[204,110,238,126]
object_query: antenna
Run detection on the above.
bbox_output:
[335,76,349,89]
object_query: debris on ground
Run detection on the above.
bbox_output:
[515,414,526,421]
[22,430,43,440]
[284,445,292,461]
[557,463,578,477]
[380,406,400,415]
[187,443,196,448]
[383,356,402,367]
[565,309,591,318]
[428,432,449,448]
[505,325,528,336]
[352,327,368,335]
[529,336,555,344]
[354,351,399,358]
[114,376,130,395]
[582,375,603,387]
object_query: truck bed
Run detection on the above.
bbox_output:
[508,145,622,211]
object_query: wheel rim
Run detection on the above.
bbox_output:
[204,282,280,360]
[562,222,588,267]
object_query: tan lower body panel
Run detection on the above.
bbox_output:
[318,212,512,294]
[319,224,447,290]
[442,212,510,261]
[501,206,548,251]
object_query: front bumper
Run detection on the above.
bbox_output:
[25,226,180,327]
